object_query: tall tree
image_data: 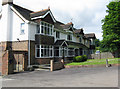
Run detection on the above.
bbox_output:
[101,1,120,55]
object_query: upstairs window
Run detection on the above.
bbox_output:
[36,25,40,33]
[20,23,25,34]
[67,34,72,41]
[79,37,82,43]
[36,21,53,36]
[56,31,60,39]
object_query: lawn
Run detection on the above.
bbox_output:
[66,58,120,66]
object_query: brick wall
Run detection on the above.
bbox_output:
[12,41,28,51]
[2,50,9,75]
[36,58,53,64]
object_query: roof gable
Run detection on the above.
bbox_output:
[30,9,56,23]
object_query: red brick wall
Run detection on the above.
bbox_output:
[36,58,53,64]
[2,50,9,75]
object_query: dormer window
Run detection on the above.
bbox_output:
[36,21,53,36]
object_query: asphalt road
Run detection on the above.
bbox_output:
[2,66,119,87]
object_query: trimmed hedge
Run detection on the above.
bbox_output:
[73,55,87,62]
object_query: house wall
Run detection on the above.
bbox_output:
[0,4,9,42]
[0,4,29,42]
[28,23,36,41]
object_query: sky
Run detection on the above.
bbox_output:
[0,0,112,40]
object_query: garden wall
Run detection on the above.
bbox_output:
[90,52,115,59]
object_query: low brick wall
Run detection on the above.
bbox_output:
[36,58,53,64]
[53,62,64,71]
[50,60,64,71]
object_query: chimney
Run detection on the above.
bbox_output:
[2,0,13,5]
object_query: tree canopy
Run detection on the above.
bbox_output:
[101,1,120,53]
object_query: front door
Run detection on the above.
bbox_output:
[13,54,24,72]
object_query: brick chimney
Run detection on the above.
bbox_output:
[2,0,13,5]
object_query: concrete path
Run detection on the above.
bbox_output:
[2,66,119,87]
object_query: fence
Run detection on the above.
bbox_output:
[90,52,115,59]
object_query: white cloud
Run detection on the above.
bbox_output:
[1,0,112,40]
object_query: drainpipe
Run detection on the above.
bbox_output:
[28,24,30,68]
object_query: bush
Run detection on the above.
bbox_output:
[82,55,87,61]
[74,55,88,62]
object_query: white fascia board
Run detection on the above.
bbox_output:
[31,11,56,23]
[10,6,29,23]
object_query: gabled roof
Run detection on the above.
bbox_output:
[12,4,33,21]
[84,33,96,39]
[74,28,84,34]
[30,8,50,18]
[61,22,73,29]
[30,8,56,22]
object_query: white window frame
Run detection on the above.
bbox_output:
[36,21,53,36]
[56,31,60,39]
[35,45,53,58]
[67,48,75,57]
[20,23,25,35]
[67,34,72,41]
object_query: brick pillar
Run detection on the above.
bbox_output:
[2,50,9,75]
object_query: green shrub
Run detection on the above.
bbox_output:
[82,55,87,61]
[76,56,83,62]
[74,55,88,62]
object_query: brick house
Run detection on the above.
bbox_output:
[0,0,96,75]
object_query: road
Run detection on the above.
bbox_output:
[2,66,119,87]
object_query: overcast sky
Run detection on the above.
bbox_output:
[1,0,112,40]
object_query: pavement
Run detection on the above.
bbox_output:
[2,66,119,87]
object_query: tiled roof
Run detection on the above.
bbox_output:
[84,33,96,39]
[30,8,50,18]
[60,22,73,29]
[12,4,33,21]
[54,40,88,48]
[74,29,84,34]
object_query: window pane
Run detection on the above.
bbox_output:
[37,45,40,48]
[21,23,25,34]
[41,49,43,57]
[50,50,52,56]
[51,29,52,35]
[37,49,40,57]
[36,25,40,33]
[41,26,44,33]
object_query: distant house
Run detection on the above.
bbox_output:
[0,0,96,75]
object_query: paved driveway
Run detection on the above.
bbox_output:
[2,66,118,87]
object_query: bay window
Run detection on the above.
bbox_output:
[35,45,53,58]
[68,48,74,57]
[36,21,53,36]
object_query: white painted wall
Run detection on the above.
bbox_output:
[60,32,67,40]
[0,4,29,42]
[12,11,28,41]
[28,23,36,41]
[72,34,79,43]
[0,4,9,42]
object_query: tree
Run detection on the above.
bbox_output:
[95,39,100,47]
[101,1,120,56]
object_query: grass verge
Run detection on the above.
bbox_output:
[66,58,120,66]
